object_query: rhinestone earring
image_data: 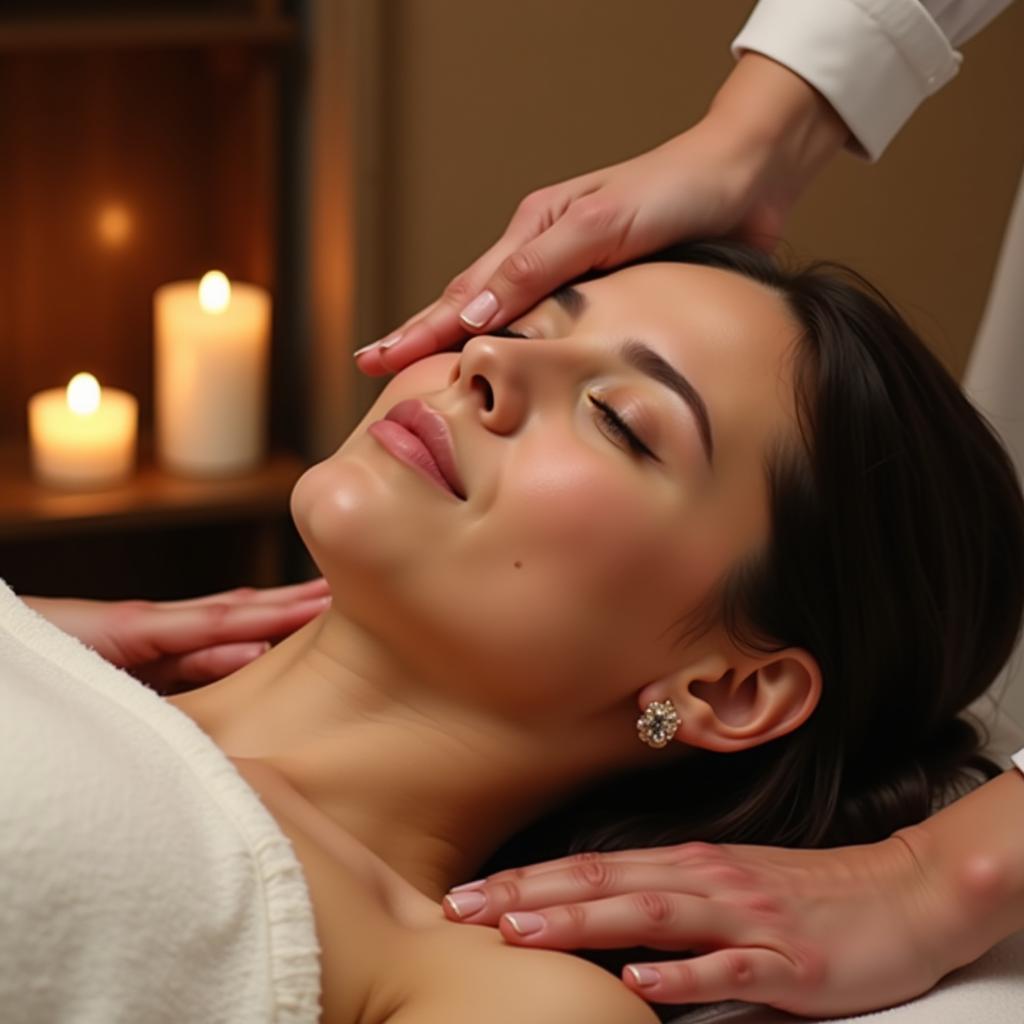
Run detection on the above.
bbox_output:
[636,699,680,749]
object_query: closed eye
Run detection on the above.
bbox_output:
[490,325,656,460]
[588,394,656,460]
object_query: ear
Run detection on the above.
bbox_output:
[638,649,821,753]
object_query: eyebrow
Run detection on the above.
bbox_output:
[551,284,715,464]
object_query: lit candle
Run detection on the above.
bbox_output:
[28,373,138,489]
[154,270,271,476]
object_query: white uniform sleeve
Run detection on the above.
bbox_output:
[731,0,1016,161]
[1014,747,1024,775]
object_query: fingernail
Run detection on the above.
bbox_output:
[449,878,485,892]
[626,965,661,988]
[460,290,498,328]
[503,912,545,937]
[444,890,487,918]
[353,341,379,357]
[378,331,403,351]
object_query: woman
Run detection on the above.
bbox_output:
[5,243,1021,1024]
[360,4,1024,1015]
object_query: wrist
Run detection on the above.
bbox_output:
[702,53,848,214]
[895,771,1024,974]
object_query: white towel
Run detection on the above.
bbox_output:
[0,578,321,1023]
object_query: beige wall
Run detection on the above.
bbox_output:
[360,0,1023,380]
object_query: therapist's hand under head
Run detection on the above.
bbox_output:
[22,577,331,694]
[356,53,847,376]
[442,770,1024,1016]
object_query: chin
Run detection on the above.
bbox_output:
[288,352,460,597]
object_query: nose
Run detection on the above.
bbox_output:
[450,334,533,435]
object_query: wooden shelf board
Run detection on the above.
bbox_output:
[0,15,298,52]
[0,440,307,540]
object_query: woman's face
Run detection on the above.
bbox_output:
[292,263,804,721]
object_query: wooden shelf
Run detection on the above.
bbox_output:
[0,440,308,541]
[0,15,298,52]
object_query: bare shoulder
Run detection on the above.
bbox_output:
[388,933,659,1024]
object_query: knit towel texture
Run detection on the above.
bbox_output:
[0,578,321,1023]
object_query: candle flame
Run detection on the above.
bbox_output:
[198,270,231,314]
[67,373,101,415]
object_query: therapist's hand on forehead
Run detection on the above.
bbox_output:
[353,54,847,376]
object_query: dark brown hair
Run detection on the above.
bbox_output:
[481,241,1024,874]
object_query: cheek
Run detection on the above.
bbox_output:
[460,443,702,652]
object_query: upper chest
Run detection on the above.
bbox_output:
[228,756,481,1024]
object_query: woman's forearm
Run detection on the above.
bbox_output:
[896,767,1024,975]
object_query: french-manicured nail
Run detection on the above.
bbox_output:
[444,890,486,918]
[626,965,661,988]
[378,331,403,351]
[449,878,485,893]
[503,912,546,936]
[353,341,379,357]
[460,290,498,328]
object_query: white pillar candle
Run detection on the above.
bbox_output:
[154,270,271,476]
[28,373,138,489]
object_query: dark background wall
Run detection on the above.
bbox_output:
[362,0,1023,379]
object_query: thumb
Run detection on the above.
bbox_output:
[375,195,624,373]
[451,197,626,335]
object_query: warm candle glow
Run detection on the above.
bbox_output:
[155,276,271,476]
[198,270,231,314]
[96,202,133,247]
[29,376,138,489]
[66,372,101,415]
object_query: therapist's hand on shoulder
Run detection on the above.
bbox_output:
[22,577,331,694]
[442,769,1024,1016]
[355,54,847,376]
[443,838,948,1016]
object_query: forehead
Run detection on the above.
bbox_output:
[568,262,805,533]
[572,262,798,361]
[571,261,804,432]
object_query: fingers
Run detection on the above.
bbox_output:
[354,180,610,375]
[459,194,625,330]
[369,198,620,374]
[487,890,743,952]
[121,592,332,663]
[444,859,717,926]
[622,948,799,1006]
[476,842,716,888]
[159,577,330,609]
[134,641,271,693]
[356,234,526,375]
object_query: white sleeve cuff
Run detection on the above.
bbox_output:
[731,0,962,161]
[1013,746,1024,776]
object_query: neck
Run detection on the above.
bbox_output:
[167,609,643,901]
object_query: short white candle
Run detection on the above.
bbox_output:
[28,373,138,489]
[154,270,271,476]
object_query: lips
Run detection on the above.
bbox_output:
[368,399,467,500]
